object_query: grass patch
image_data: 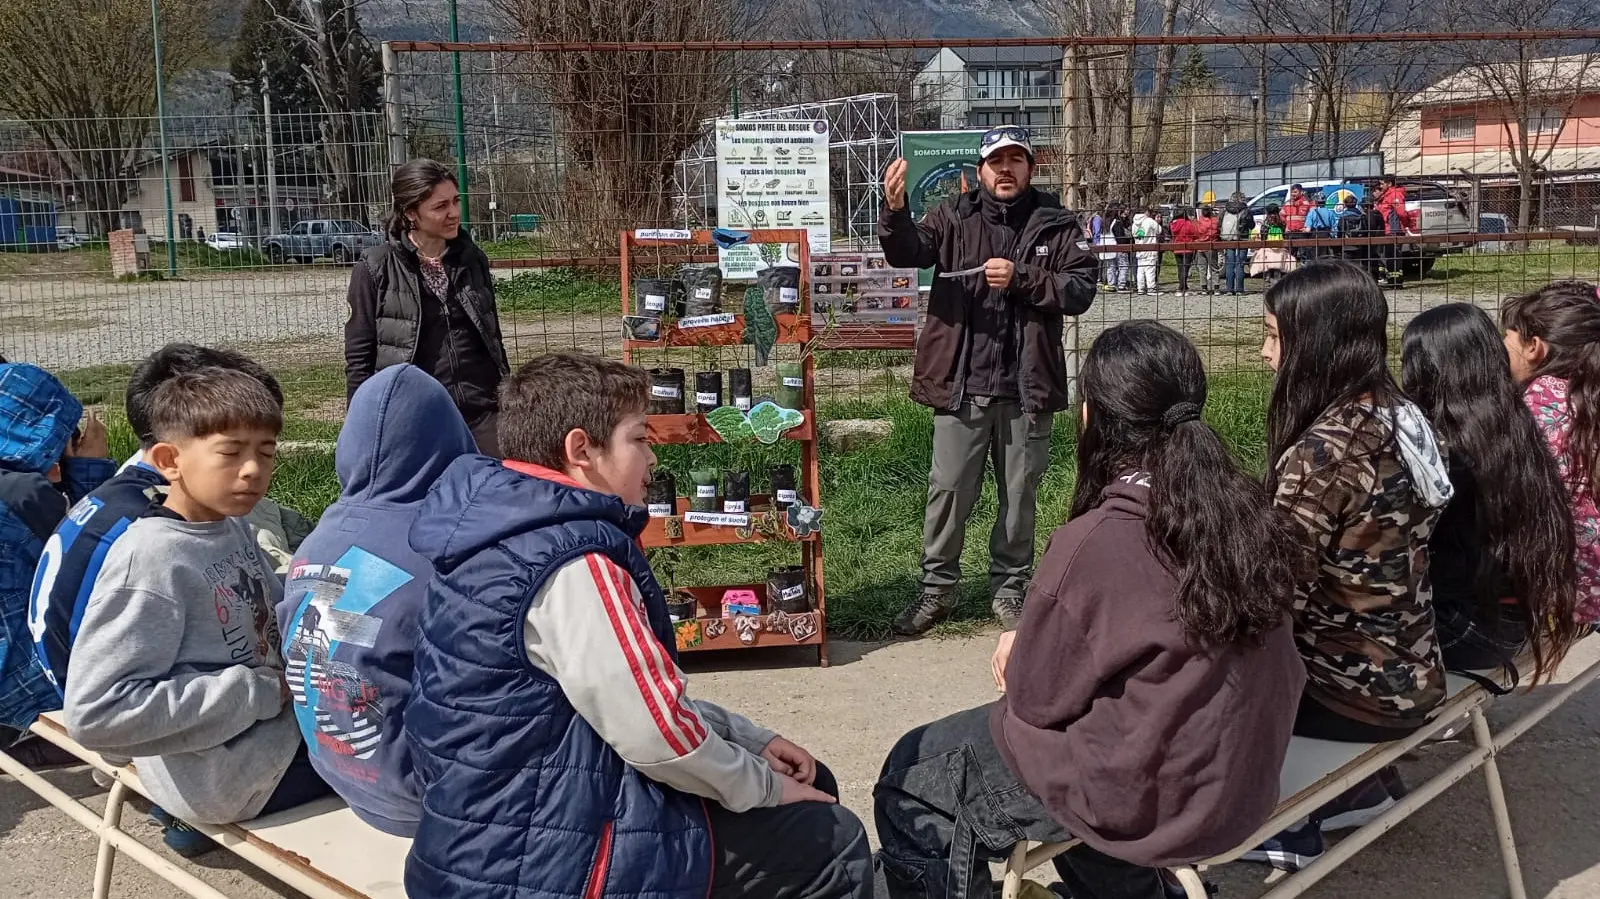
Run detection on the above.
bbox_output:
[1422,241,1600,292]
[49,356,1277,642]
[478,235,551,260]
[496,269,619,316]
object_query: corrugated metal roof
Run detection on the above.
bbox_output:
[1410,53,1600,108]
[1161,128,1383,180]
[947,46,1064,67]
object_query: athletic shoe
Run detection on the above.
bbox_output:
[1378,765,1409,801]
[161,819,221,858]
[891,592,959,637]
[1314,773,1395,832]
[1241,820,1324,872]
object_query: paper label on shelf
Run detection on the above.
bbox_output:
[696,484,717,498]
[634,228,693,241]
[651,384,681,399]
[735,398,752,410]
[776,489,798,504]
[780,584,805,602]
[684,511,751,528]
[648,503,674,518]
[644,294,667,312]
[696,392,719,406]
[680,312,737,329]
[779,287,799,304]
[723,500,747,514]
[694,287,713,301]
[782,377,804,388]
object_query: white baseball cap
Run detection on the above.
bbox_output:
[979,126,1034,162]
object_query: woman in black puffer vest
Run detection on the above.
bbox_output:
[344,159,509,455]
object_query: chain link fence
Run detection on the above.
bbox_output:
[4,31,1600,416]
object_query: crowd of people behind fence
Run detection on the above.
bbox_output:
[1086,174,1419,297]
[3,133,1600,899]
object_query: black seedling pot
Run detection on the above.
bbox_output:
[648,368,685,415]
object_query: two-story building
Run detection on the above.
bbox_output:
[913,47,1063,134]
[1386,53,1600,227]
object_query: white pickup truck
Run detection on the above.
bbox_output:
[1248,178,1473,275]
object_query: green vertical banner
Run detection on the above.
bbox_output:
[900,130,985,286]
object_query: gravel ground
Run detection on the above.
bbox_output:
[0,269,1511,375]
[4,634,1600,898]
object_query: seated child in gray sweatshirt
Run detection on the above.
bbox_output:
[65,367,330,826]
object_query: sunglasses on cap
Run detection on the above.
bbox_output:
[981,126,1031,147]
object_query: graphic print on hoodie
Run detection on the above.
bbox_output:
[1273,399,1454,730]
[276,364,475,837]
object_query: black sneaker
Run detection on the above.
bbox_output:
[891,592,959,636]
[1314,772,1395,832]
[1241,820,1324,872]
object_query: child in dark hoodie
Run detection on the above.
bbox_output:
[0,363,114,748]
[874,322,1306,899]
[277,364,477,837]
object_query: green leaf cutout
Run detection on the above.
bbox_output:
[747,401,805,444]
[743,285,778,366]
[706,405,756,442]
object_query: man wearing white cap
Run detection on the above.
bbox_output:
[878,125,1099,637]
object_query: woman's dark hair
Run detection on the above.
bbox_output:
[1266,260,1403,491]
[1073,320,1308,647]
[384,159,458,241]
[1402,304,1579,680]
[1501,280,1600,498]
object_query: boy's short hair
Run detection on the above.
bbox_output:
[128,344,283,446]
[146,367,283,442]
[499,353,649,469]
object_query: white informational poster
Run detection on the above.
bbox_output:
[715,119,831,278]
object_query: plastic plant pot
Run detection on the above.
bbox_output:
[648,368,685,415]
[695,371,724,413]
[690,467,720,513]
[767,566,811,614]
[758,265,801,312]
[667,592,699,622]
[728,368,753,411]
[634,277,673,318]
[679,265,723,316]
[768,464,798,510]
[774,362,804,410]
[722,470,750,515]
[646,471,677,518]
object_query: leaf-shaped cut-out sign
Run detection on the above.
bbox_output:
[747,401,805,444]
[706,405,756,442]
[743,285,778,366]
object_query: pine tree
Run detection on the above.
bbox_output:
[1177,48,1217,96]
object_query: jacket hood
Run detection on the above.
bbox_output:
[409,456,647,573]
[1097,471,1153,518]
[0,363,81,474]
[1380,401,1455,510]
[337,364,478,506]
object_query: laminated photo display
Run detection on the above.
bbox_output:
[809,251,920,326]
[715,119,832,279]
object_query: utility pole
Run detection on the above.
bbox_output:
[262,63,280,237]
[449,0,471,224]
[150,0,177,276]
[1189,106,1198,205]
[382,42,408,169]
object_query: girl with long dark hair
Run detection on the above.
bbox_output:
[344,159,509,455]
[1401,303,1579,680]
[1249,260,1454,872]
[1503,280,1600,625]
[875,321,1306,899]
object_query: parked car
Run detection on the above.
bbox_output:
[55,226,84,251]
[1247,178,1473,275]
[263,219,382,265]
[205,231,248,251]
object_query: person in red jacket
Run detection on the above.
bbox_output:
[1169,207,1198,296]
[1282,184,1314,234]
[1192,205,1222,295]
[1374,175,1410,286]
[873,321,1308,899]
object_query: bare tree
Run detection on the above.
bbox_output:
[1445,0,1600,230]
[492,0,764,251]
[262,0,383,220]
[0,0,210,235]
[769,0,931,124]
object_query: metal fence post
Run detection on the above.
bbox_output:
[382,42,408,169]
[150,0,177,276]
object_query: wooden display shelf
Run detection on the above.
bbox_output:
[669,583,825,654]
[641,499,816,548]
[623,312,811,349]
[646,411,812,444]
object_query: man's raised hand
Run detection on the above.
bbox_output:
[884,159,909,212]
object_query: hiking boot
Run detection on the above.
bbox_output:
[1314,772,1395,832]
[161,818,221,858]
[994,595,1025,631]
[891,592,959,637]
[1241,819,1324,872]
